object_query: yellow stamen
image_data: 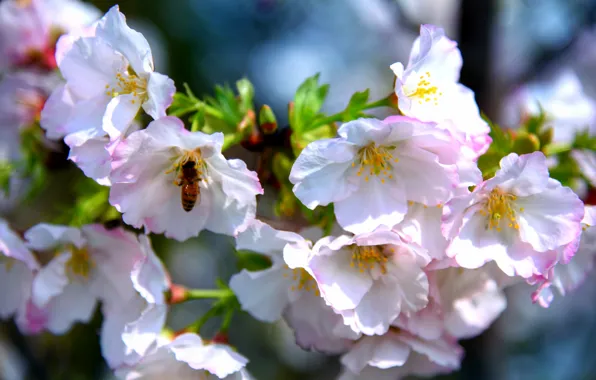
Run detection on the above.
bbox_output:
[405,71,442,105]
[285,266,318,294]
[65,245,94,280]
[350,245,388,274]
[483,188,520,231]
[353,143,397,184]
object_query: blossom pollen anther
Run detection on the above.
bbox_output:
[350,245,388,274]
[480,188,519,231]
[65,245,94,280]
[354,143,396,183]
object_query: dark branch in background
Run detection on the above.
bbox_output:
[457,0,496,379]
[458,0,496,113]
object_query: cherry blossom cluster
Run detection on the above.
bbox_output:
[1,2,595,379]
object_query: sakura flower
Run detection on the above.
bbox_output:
[109,117,263,241]
[0,0,99,71]
[104,234,170,368]
[390,24,490,158]
[339,329,463,380]
[20,224,146,334]
[572,149,596,188]
[532,206,596,307]
[433,267,507,339]
[502,69,596,144]
[0,71,60,162]
[308,229,430,336]
[0,218,39,320]
[290,116,460,234]
[443,152,585,279]
[40,5,175,164]
[229,220,355,353]
[115,333,251,380]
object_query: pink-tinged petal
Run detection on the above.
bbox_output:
[393,298,444,341]
[82,225,151,310]
[0,261,34,319]
[290,138,357,209]
[43,282,97,334]
[283,238,317,270]
[143,72,176,119]
[203,179,254,237]
[55,23,99,66]
[130,234,170,305]
[572,149,596,187]
[442,193,483,240]
[95,5,154,74]
[100,297,145,368]
[531,279,554,308]
[344,267,428,336]
[395,203,447,260]
[341,335,410,374]
[236,220,304,255]
[229,260,290,323]
[16,300,48,334]
[61,95,112,145]
[31,253,71,308]
[0,219,39,270]
[335,176,407,234]
[40,84,76,140]
[284,292,355,354]
[122,303,168,358]
[393,143,458,205]
[408,25,462,83]
[444,277,506,339]
[516,183,584,251]
[310,246,373,311]
[447,213,508,271]
[208,158,263,206]
[491,152,549,196]
[170,333,248,378]
[68,136,112,185]
[25,223,85,250]
[102,94,141,140]
[382,115,443,142]
[59,36,125,98]
[397,332,463,369]
[338,118,391,146]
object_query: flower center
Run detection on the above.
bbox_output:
[350,245,388,274]
[0,255,16,272]
[65,245,94,280]
[105,67,148,105]
[479,188,520,231]
[283,266,319,294]
[166,148,206,180]
[404,71,443,106]
[353,143,397,183]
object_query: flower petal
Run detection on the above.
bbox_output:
[95,5,154,74]
[290,138,357,209]
[143,72,176,119]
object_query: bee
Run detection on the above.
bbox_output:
[176,159,201,212]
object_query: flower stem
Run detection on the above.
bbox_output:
[185,288,234,300]
[309,94,393,129]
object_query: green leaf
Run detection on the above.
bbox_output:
[0,161,13,195]
[343,89,370,120]
[236,78,254,113]
[290,74,330,133]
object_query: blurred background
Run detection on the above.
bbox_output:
[2,0,596,379]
